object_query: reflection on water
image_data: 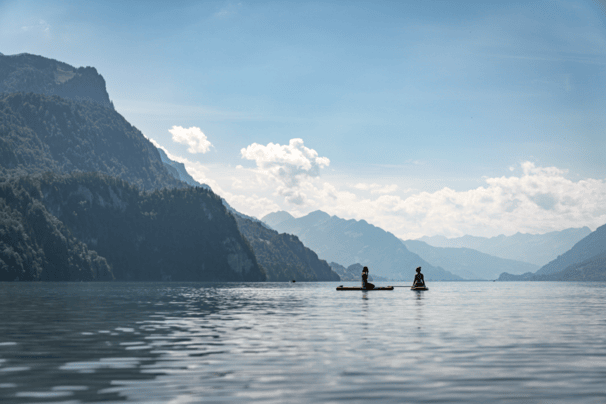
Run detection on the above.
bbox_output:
[1,282,606,403]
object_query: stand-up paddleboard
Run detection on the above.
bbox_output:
[336,286,394,291]
[411,285,428,291]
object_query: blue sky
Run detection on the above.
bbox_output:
[1,0,605,238]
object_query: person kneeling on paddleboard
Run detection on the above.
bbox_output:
[412,267,425,287]
[362,266,375,290]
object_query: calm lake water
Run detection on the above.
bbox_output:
[0,282,605,403]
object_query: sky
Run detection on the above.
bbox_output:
[1,0,606,239]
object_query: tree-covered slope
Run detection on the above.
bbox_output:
[0,53,113,109]
[263,210,461,281]
[0,92,180,190]
[0,175,114,281]
[0,173,266,282]
[235,215,340,282]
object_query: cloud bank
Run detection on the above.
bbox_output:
[310,162,606,239]
[169,126,212,154]
[241,138,330,205]
[229,160,606,239]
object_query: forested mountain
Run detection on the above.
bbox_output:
[0,53,339,282]
[418,227,591,266]
[402,239,539,280]
[0,53,114,109]
[263,210,461,281]
[0,173,265,282]
[498,223,606,281]
[235,215,339,281]
[0,176,113,281]
[0,92,181,190]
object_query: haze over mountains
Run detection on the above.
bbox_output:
[402,240,539,280]
[419,228,591,266]
[499,224,606,281]
[263,210,462,281]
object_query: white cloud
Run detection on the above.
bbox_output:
[241,138,330,205]
[353,182,399,194]
[169,126,212,154]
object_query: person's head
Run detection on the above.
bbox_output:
[416,267,421,273]
[363,266,369,273]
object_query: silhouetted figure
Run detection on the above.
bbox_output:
[412,266,425,287]
[362,266,375,290]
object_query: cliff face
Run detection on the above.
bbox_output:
[0,92,181,190]
[0,173,266,282]
[0,53,113,109]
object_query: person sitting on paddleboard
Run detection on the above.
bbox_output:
[362,266,375,290]
[412,267,425,287]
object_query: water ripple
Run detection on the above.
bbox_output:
[1,282,606,402]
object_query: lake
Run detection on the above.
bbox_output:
[1,282,605,403]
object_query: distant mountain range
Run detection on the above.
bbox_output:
[263,210,462,281]
[0,53,338,282]
[499,223,606,281]
[329,262,388,282]
[402,240,539,280]
[418,227,591,266]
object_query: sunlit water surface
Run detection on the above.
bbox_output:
[1,282,605,403]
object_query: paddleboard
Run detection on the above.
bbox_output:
[336,286,394,291]
[411,286,429,291]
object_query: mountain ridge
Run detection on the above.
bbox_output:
[263,210,461,281]
[419,227,592,266]
[0,53,114,109]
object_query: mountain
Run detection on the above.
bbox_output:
[0,53,114,109]
[0,92,181,190]
[262,210,461,281]
[0,176,114,281]
[0,52,337,282]
[263,211,295,228]
[157,148,209,189]
[418,227,592,266]
[235,216,339,281]
[0,172,266,282]
[498,223,606,281]
[539,252,606,281]
[402,239,540,280]
[534,223,606,276]
[329,262,389,282]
